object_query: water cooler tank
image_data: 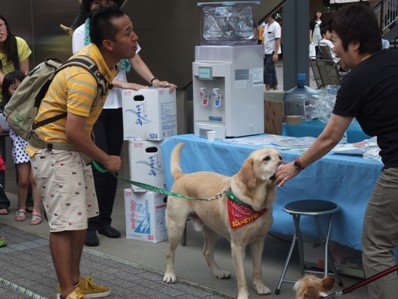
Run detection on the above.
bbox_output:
[284,73,319,121]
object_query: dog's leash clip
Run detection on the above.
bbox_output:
[214,193,223,200]
[209,186,230,201]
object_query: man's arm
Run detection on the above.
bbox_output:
[130,53,176,92]
[19,58,30,75]
[65,113,121,172]
[275,114,354,186]
[273,38,281,62]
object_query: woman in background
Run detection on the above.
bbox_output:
[309,9,323,55]
[0,15,32,215]
[0,15,31,88]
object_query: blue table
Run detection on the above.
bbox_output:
[161,134,383,252]
[282,119,371,143]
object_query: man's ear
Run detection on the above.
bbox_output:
[102,39,114,51]
[350,40,360,52]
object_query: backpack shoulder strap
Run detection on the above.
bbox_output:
[61,55,108,104]
[32,56,109,130]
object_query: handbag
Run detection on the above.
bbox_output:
[309,42,316,59]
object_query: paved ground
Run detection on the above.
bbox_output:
[0,224,230,299]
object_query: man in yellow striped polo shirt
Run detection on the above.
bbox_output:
[26,6,138,299]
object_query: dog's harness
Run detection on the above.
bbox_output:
[227,188,267,229]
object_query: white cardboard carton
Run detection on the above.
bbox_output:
[124,189,168,243]
[122,88,177,140]
[128,140,166,192]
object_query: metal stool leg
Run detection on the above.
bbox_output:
[293,214,305,276]
[314,214,343,286]
[314,215,328,275]
[275,231,297,294]
[324,214,344,286]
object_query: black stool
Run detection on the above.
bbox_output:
[275,199,343,294]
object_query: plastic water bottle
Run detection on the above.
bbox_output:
[284,73,319,121]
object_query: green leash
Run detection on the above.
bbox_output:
[92,160,227,201]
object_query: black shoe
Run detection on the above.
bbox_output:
[85,229,99,246]
[97,225,121,238]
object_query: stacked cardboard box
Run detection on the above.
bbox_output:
[121,88,177,243]
[264,91,285,135]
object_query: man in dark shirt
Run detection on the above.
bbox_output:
[275,4,398,298]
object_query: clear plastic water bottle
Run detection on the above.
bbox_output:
[284,73,319,121]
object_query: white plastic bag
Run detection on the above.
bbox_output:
[363,137,382,162]
[309,42,316,59]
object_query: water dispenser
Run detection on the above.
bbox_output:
[193,1,264,139]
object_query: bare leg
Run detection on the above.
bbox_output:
[29,166,42,215]
[50,229,86,297]
[16,163,30,211]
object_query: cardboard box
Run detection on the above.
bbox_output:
[122,88,177,141]
[124,189,168,243]
[128,140,166,192]
[264,91,285,135]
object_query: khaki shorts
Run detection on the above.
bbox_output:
[31,149,99,232]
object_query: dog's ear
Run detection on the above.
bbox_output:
[321,276,335,291]
[238,157,256,189]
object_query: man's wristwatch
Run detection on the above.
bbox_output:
[293,157,305,170]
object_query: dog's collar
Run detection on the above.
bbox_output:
[227,189,254,210]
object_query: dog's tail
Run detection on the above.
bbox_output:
[170,142,185,181]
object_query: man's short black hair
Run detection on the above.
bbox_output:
[89,6,125,47]
[82,0,125,13]
[331,3,381,54]
[320,25,328,37]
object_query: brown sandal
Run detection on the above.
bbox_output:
[15,209,27,221]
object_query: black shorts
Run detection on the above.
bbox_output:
[263,54,278,87]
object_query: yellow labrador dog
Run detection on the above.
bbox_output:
[163,143,282,299]
[294,275,335,299]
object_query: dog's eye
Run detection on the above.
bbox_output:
[263,155,271,161]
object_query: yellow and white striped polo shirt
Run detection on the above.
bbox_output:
[26,44,116,156]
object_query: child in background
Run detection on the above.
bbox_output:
[1,71,42,225]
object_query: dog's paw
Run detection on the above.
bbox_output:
[163,272,177,283]
[213,269,231,279]
[254,282,271,295]
[237,290,249,299]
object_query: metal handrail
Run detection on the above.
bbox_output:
[373,0,398,32]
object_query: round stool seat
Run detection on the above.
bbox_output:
[284,199,340,216]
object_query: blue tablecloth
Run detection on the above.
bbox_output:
[282,119,371,143]
[161,134,383,252]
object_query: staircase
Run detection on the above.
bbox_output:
[372,0,398,41]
